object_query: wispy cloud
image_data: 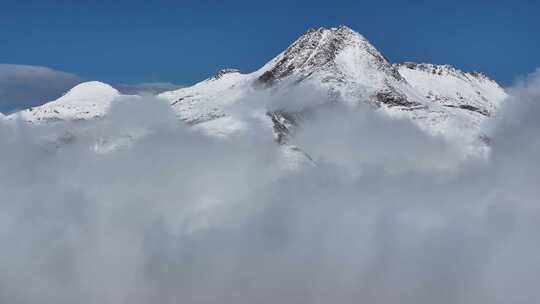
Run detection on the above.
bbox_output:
[0,64,83,113]
[113,82,184,95]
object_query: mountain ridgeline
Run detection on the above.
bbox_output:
[4,26,507,156]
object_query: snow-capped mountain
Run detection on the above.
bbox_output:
[7,81,122,123]
[159,25,419,128]
[159,26,506,146]
[7,26,507,154]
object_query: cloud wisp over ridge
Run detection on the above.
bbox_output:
[0,64,83,113]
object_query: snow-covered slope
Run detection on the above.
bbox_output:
[7,81,121,123]
[396,62,506,116]
[160,69,249,124]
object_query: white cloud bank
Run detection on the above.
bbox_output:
[0,69,539,304]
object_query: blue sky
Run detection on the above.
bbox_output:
[1,0,539,111]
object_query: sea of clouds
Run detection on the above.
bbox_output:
[0,69,539,304]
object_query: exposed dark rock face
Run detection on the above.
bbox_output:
[208,69,241,81]
[267,111,302,144]
[171,95,194,106]
[374,91,423,108]
[444,104,490,116]
[183,113,227,126]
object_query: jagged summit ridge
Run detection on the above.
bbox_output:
[208,68,241,81]
[397,62,495,83]
[396,62,506,117]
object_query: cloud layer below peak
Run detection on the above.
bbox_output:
[0,68,539,304]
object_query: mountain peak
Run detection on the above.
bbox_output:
[61,81,119,102]
[257,25,399,85]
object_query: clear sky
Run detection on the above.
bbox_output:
[1,0,539,90]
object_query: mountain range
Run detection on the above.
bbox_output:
[2,26,507,159]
